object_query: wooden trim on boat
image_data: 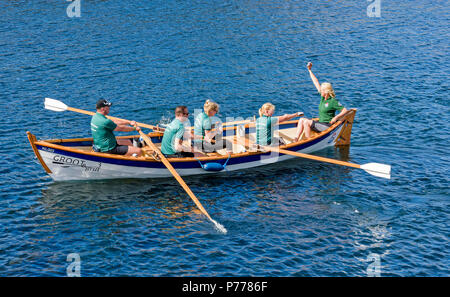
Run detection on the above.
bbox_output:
[27,131,52,173]
[30,113,356,165]
[44,132,163,144]
[282,109,356,149]
[34,138,269,163]
[335,108,357,146]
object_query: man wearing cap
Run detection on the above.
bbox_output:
[90,99,142,157]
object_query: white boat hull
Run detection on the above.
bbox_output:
[35,125,343,181]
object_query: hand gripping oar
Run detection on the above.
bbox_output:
[138,130,227,234]
[44,98,165,132]
[239,138,391,179]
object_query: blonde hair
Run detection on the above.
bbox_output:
[320,82,336,98]
[259,102,275,117]
[204,100,219,114]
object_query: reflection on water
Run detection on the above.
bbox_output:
[3,0,448,275]
[39,178,202,231]
[38,147,354,230]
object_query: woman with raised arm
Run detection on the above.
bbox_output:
[294,62,348,141]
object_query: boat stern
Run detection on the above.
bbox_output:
[335,108,357,146]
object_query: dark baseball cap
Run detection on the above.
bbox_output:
[96,99,112,109]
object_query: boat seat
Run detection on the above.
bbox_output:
[70,146,94,152]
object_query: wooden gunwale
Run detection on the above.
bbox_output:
[27,131,52,173]
[32,112,355,164]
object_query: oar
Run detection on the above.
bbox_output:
[239,138,391,179]
[44,98,165,132]
[138,130,227,234]
[46,97,251,132]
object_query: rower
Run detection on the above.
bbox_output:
[161,106,197,158]
[90,99,142,157]
[193,100,232,153]
[256,103,301,146]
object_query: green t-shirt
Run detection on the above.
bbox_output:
[193,112,212,143]
[318,96,344,123]
[161,118,185,155]
[91,112,117,152]
[256,115,278,145]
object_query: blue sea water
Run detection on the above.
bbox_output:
[0,0,449,276]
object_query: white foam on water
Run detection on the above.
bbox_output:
[211,219,227,234]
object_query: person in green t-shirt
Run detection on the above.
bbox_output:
[161,106,196,158]
[294,62,348,141]
[256,102,302,146]
[193,100,231,153]
[90,99,142,157]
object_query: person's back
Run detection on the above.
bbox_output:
[160,106,195,158]
[90,99,142,157]
[256,102,301,146]
[256,115,275,146]
[193,111,211,143]
[91,112,117,152]
[161,118,185,155]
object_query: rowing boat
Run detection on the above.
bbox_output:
[27,109,357,181]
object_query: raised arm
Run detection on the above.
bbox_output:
[307,62,321,93]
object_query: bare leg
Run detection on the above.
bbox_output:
[304,119,313,138]
[294,118,305,141]
[125,146,142,157]
[117,138,142,157]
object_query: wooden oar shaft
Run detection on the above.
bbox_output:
[276,148,361,169]
[67,106,95,116]
[138,131,213,221]
[237,137,362,170]
[235,137,389,179]
[67,107,165,132]
[68,104,248,132]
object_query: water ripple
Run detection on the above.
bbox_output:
[0,0,448,276]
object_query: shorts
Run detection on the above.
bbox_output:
[163,152,195,158]
[104,145,129,155]
[310,121,331,133]
[194,138,230,153]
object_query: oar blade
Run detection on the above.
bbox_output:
[360,163,391,179]
[138,130,227,234]
[44,97,68,112]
